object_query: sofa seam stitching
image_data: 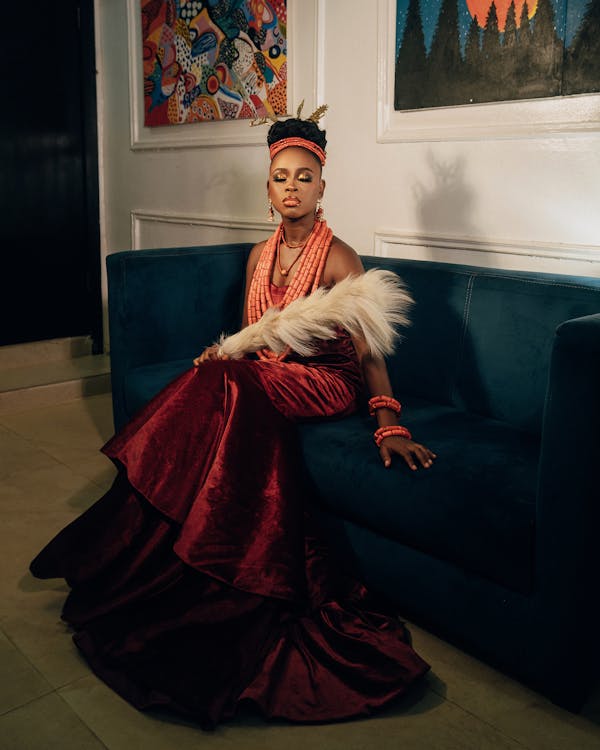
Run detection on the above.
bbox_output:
[368,259,599,292]
[450,274,476,404]
[475,277,599,292]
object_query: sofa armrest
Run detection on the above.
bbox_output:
[553,312,600,354]
[536,313,600,624]
[107,244,251,429]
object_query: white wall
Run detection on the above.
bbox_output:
[95,0,600,345]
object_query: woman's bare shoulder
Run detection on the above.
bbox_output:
[250,240,267,257]
[324,235,364,284]
[246,240,266,272]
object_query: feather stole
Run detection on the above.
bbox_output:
[216,269,413,360]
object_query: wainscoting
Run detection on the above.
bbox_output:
[374,231,600,278]
[130,210,273,251]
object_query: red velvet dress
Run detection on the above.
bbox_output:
[30,285,429,727]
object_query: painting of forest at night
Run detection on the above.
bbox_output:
[394,0,600,109]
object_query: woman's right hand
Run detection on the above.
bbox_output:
[379,435,436,471]
[193,345,229,366]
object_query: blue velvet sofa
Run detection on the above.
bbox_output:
[107,243,600,710]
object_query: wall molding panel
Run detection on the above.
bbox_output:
[131,213,600,276]
[131,210,273,250]
[374,230,600,277]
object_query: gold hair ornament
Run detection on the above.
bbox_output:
[251,99,328,127]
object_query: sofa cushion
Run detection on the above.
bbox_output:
[299,396,538,594]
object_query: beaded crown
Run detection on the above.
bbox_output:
[269,137,326,166]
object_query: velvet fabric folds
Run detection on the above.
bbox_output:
[30,298,429,727]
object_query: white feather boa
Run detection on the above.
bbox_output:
[216,269,413,359]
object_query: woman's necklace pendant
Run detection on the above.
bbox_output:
[280,268,289,277]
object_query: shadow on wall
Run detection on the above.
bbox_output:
[413,152,479,244]
[409,151,492,417]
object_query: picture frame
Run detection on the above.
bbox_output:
[127,0,323,150]
[377,0,600,142]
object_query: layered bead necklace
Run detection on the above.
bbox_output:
[247,220,333,361]
[277,229,308,277]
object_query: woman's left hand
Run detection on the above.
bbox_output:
[379,436,436,471]
[193,345,229,366]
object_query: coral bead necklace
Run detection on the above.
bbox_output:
[282,227,310,249]
[247,220,333,360]
[277,230,310,277]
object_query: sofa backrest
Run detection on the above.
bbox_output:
[362,257,600,434]
[107,246,600,437]
[107,244,251,369]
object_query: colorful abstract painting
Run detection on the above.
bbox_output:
[394,0,600,109]
[142,0,287,126]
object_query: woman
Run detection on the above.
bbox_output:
[30,114,436,728]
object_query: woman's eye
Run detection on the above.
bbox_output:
[272,173,312,183]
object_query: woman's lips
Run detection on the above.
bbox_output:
[283,198,300,206]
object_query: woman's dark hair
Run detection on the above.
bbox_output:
[267,118,327,152]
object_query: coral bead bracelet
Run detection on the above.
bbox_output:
[368,395,401,416]
[369,396,411,446]
[374,425,413,447]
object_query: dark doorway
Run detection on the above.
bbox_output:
[0,1,102,351]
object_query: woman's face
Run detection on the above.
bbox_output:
[268,146,325,222]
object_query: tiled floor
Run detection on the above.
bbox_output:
[1,394,600,750]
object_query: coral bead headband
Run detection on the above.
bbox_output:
[269,138,326,167]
